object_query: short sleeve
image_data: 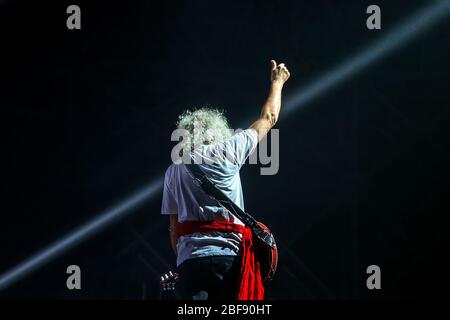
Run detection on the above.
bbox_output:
[161,172,178,215]
[219,128,258,167]
[191,128,258,177]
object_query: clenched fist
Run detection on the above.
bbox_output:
[270,60,290,85]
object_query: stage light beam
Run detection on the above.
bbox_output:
[283,0,450,115]
[0,179,163,291]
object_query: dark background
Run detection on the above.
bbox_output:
[1,0,449,299]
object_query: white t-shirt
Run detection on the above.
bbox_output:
[161,128,258,266]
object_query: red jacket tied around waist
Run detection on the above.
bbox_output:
[177,220,264,300]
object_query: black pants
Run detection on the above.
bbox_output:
[176,255,241,300]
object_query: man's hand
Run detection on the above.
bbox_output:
[270,60,290,85]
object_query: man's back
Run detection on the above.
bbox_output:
[162,128,258,266]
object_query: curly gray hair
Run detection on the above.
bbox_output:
[176,107,232,150]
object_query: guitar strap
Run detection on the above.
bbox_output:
[184,162,275,248]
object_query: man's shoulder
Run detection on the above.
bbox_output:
[231,128,258,143]
[195,129,257,156]
[164,162,181,179]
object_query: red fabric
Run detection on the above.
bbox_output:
[177,220,264,300]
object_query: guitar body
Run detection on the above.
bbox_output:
[254,221,278,282]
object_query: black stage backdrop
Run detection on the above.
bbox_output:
[0,0,449,299]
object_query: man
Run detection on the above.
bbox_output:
[161,60,290,300]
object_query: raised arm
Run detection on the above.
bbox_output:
[250,60,290,141]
